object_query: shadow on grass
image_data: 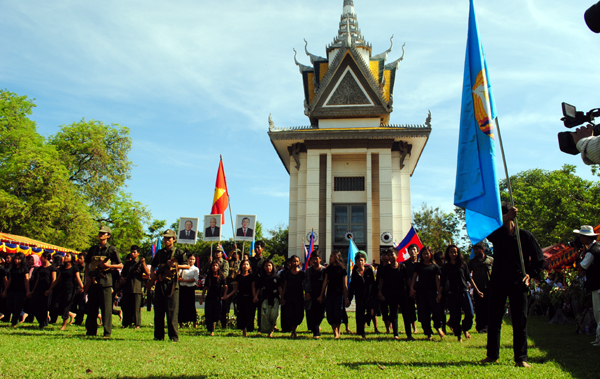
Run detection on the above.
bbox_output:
[527,316,600,379]
[116,376,208,379]
[339,360,480,369]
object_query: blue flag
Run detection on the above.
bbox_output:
[154,237,161,258]
[454,0,502,245]
[347,239,359,286]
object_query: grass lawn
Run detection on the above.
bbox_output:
[0,311,598,378]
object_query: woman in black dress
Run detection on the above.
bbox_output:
[29,252,57,329]
[439,244,482,342]
[378,248,414,340]
[255,260,282,338]
[318,251,348,339]
[224,259,255,336]
[2,252,30,328]
[348,251,375,339]
[410,246,445,341]
[200,261,226,336]
[281,255,305,338]
[49,252,83,330]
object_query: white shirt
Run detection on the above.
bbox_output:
[180,266,199,287]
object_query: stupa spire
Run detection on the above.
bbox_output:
[327,0,371,55]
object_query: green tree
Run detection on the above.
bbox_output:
[0,90,96,250]
[500,164,600,247]
[412,203,462,253]
[102,191,152,257]
[266,222,288,258]
[49,119,132,213]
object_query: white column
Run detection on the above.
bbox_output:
[366,152,373,259]
[379,150,393,243]
[295,152,308,258]
[305,150,320,247]
[326,152,332,257]
[288,162,299,257]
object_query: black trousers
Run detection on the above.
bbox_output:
[474,288,489,331]
[73,292,86,325]
[355,298,369,335]
[7,290,26,326]
[122,293,142,327]
[306,297,325,336]
[486,284,528,362]
[220,294,234,328]
[32,292,50,328]
[416,289,443,337]
[385,297,413,337]
[86,286,113,337]
[154,282,179,341]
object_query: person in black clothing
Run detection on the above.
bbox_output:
[403,244,420,334]
[255,260,282,337]
[468,242,493,333]
[121,245,150,328]
[318,251,348,339]
[50,252,84,331]
[85,225,123,338]
[304,253,326,339]
[150,229,189,342]
[439,245,483,342]
[73,252,87,325]
[224,259,255,337]
[480,204,544,368]
[378,248,414,341]
[410,246,445,341]
[2,252,30,327]
[249,240,266,330]
[200,260,227,336]
[378,250,391,334]
[348,251,375,339]
[281,255,305,338]
[28,252,57,329]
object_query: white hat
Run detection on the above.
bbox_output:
[573,225,599,237]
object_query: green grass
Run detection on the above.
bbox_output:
[0,311,598,378]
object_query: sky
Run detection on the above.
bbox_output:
[2,0,600,241]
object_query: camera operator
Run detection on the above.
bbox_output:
[575,225,600,346]
[572,125,600,165]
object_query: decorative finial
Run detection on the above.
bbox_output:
[345,18,352,46]
[293,48,313,73]
[425,110,432,127]
[268,114,275,131]
[371,35,394,61]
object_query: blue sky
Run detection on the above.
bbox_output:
[2,0,599,240]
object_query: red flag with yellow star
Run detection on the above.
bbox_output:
[210,157,229,225]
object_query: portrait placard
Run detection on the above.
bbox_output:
[178,217,199,244]
[203,214,222,242]
[234,214,256,241]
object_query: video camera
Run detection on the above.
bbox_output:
[557,103,600,155]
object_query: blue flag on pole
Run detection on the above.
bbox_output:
[347,239,359,286]
[454,0,503,245]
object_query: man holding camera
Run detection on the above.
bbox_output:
[575,225,600,346]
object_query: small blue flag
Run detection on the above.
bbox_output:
[347,239,359,286]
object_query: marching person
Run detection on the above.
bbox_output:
[480,204,544,367]
[348,251,375,339]
[304,252,326,339]
[2,252,30,328]
[50,252,84,331]
[575,225,600,347]
[318,251,348,340]
[224,259,255,337]
[121,245,150,329]
[84,226,122,338]
[402,244,420,334]
[378,248,414,341]
[439,245,482,342]
[254,260,282,338]
[178,255,199,328]
[200,260,226,335]
[150,229,189,342]
[468,241,494,333]
[281,255,305,338]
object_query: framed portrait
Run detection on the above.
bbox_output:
[234,214,256,241]
[178,217,199,244]
[203,214,222,242]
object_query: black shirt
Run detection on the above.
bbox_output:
[34,265,56,294]
[414,262,441,291]
[236,274,255,297]
[59,265,79,295]
[122,257,145,294]
[8,268,27,293]
[205,274,225,299]
[440,262,470,294]
[487,227,544,286]
[325,265,347,295]
[348,266,375,302]
[380,264,409,299]
[257,274,281,305]
[283,270,305,302]
[305,266,325,298]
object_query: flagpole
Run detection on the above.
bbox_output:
[220,154,236,238]
[494,118,526,275]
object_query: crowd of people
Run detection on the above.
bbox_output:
[4,203,600,368]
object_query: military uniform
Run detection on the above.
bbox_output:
[151,244,187,341]
[121,256,146,327]
[85,240,121,337]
